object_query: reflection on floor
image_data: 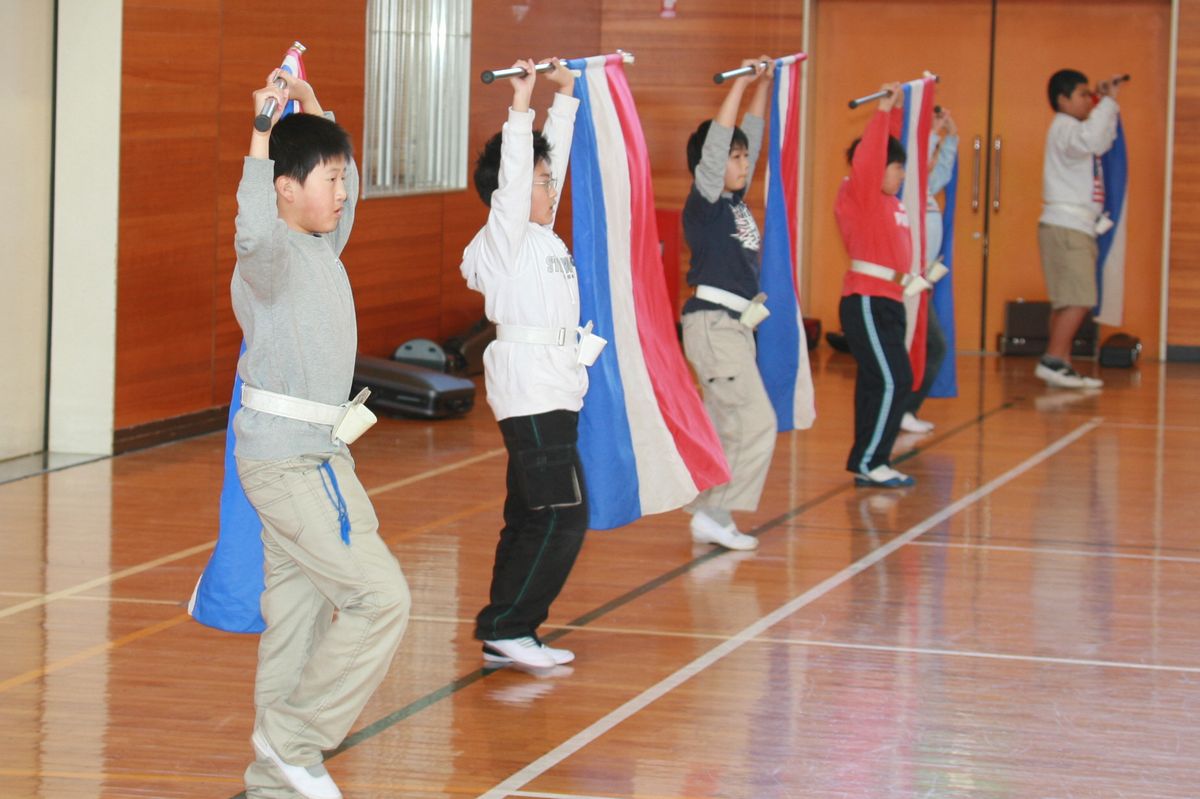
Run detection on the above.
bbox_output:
[2,352,1199,799]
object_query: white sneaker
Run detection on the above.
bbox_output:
[855,464,916,488]
[690,510,758,551]
[251,729,342,799]
[900,412,934,433]
[481,636,555,668]
[1035,361,1104,389]
[483,640,574,665]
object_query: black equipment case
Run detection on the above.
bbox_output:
[1099,333,1142,367]
[352,355,476,419]
[998,300,1096,357]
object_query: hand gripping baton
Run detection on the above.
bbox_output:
[255,41,306,132]
[713,52,807,84]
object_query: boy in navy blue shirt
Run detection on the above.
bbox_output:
[680,56,777,551]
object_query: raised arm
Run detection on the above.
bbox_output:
[540,58,578,227]
[741,55,772,190]
[236,76,290,287]
[477,60,538,274]
[847,83,901,206]
[1064,96,1119,157]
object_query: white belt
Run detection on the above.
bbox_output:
[241,385,377,445]
[495,324,570,346]
[851,259,947,298]
[242,386,343,425]
[1046,202,1112,235]
[695,284,751,313]
[850,260,914,287]
[1046,202,1099,225]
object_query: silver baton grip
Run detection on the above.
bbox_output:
[848,89,890,109]
[254,76,288,132]
[713,62,768,85]
[481,62,556,84]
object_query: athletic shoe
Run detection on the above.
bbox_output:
[690,510,759,551]
[855,464,916,488]
[481,636,556,668]
[251,728,342,799]
[1035,361,1104,389]
[900,412,935,433]
[483,640,575,666]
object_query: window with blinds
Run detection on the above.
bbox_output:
[362,0,472,197]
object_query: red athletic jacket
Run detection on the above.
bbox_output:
[834,110,912,302]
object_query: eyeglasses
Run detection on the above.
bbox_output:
[533,177,558,190]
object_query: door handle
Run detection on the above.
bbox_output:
[972,135,982,212]
[991,136,1002,212]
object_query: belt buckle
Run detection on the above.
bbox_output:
[556,328,567,346]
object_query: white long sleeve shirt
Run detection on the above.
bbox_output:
[460,93,587,421]
[1039,96,1119,236]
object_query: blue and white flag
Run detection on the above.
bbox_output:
[757,53,816,432]
[568,54,730,530]
[1094,116,1127,326]
[188,357,265,633]
[929,147,958,399]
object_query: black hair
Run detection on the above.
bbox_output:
[472,129,552,206]
[845,135,907,167]
[686,120,750,175]
[1048,69,1089,112]
[268,113,353,183]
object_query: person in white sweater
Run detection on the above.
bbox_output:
[461,58,593,670]
[1036,68,1121,389]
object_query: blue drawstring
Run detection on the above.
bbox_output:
[318,461,352,545]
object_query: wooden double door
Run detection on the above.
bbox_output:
[805,0,1170,355]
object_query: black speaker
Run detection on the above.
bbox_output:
[1099,333,1142,367]
[998,300,1096,357]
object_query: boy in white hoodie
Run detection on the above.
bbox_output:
[461,58,592,670]
[1036,68,1121,389]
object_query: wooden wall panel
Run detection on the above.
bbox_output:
[601,0,805,302]
[115,0,222,429]
[114,0,600,434]
[1169,0,1200,348]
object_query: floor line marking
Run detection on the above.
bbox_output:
[511,787,628,791]
[909,539,1200,564]
[0,591,185,606]
[228,399,1019,799]
[1105,421,1200,432]
[0,544,217,621]
[538,623,1200,673]
[476,418,1102,799]
[0,451,505,621]
[761,636,1200,674]
[366,448,504,496]
[0,613,191,693]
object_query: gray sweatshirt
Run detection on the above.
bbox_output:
[230,155,359,460]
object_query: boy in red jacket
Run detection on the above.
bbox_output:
[835,82,916,488]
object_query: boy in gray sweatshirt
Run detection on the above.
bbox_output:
[232,69,410,799]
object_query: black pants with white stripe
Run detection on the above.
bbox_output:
[475,410,588,642]
[839,294,914,475]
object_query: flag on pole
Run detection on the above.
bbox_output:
[278,42,307,117]
[567,54,730,530]
[928,151,958,398]
[188,346,265,633]
[757,54,816,432]
[893,77,935,388]
[1094,116,1127,326]
[190,44,309,634]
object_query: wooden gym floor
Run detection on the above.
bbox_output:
[1,350,1198,798]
